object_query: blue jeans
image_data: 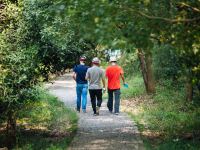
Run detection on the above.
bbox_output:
[107,89,121,113]
[76,84,88,111]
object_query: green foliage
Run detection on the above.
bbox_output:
[18,87,78,129]
[0,87,78,149]
[153,44,182,80]
[119,51,140,76]
[123,76,200,149]
[146,81,200,135]
[65,0,200,98]
[0,0,92,130]
[21,0,93,74]
[143,138,200,150]
[0,1,42,125]
[121,75,145,98]
[134,78,199,136]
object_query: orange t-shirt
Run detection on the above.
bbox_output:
[106,65,124,90]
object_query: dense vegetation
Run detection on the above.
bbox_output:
[121,75,200,149]
[0,0,200,149]
[0,0,82,148]
[0,87,77,149]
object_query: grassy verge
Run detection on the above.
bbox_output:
[121,76,200,150]
[0,87,78,150]
[121,75,145,98]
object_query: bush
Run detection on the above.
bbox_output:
[0,87,78,149]
[119,51,140,77]
[122,76,200,149]
[153,44,182,80]
[121,75,145,98]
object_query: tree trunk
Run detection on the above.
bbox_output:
[137,49,148,91]
[145,50,156,93]
[138,49,156,94]
[186,78,193,101]
[6,111,16,148]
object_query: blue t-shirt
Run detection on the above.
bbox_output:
[73,64,89,84]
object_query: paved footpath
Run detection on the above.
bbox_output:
[47,74,144,150]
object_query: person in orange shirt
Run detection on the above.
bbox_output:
[105,57,126,115]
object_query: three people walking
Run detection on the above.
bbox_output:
[73,56,125,115]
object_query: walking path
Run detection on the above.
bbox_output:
[47,74,144,150]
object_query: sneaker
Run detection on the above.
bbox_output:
[115,113,119,115]
[76,108,80,113]
[82,109,86,113]
[96,106,100,115]
[93,113,97,116]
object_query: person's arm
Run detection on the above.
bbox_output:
[102,69,106,92]
[85,69,90,80]
[120,67,125,84]
[120,73,125,84]
[102,78,106,92]
[72,66,77,81]
[102,78,106,89]
[72,72,76,81]
[105,68,108,79]
[85,76,89,80]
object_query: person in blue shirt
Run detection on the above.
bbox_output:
[73,56,89,113]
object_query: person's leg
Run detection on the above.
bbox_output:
[114,89,121,114]
[76,84,82,112]
[81,84,88,112]
[89,89,96,114]
[96,89,102,107]
[107,89,113,112]
[96,89,102,115]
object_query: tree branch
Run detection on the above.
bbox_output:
[177,2,200,14]
[123,6,200,23]
[136,10,200,23]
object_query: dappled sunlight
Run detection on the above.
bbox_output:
[46,74,76,89]
[69,102,144,149]
[85,117,114,122]
[70,129,143,150]
[121,96,150,116]
[142,130,162,139]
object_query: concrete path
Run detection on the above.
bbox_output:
[47,74,144,150]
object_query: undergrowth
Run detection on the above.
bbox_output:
[0,87,78,150]
[121,76,200,150]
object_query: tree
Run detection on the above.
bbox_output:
[65,0,200,99]
[0,0,95,147]
[64,0,156,93]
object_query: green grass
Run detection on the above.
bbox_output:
[0,87,78,150]
[142,137,200,150]
[121,76,200,150]
[121,75,145,98]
